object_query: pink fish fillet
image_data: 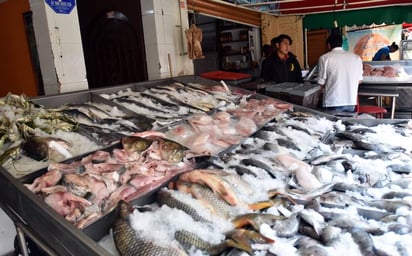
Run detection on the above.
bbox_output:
[26,170,62,193]
[276,153,322,190]
[44,191,92,216]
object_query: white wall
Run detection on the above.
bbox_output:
[141,0,194,80]
[30,0,87,94]
[30,0,194,95]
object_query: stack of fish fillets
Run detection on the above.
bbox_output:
[21,131,196,234]
[105,111,412,255]
[165,94,293,157]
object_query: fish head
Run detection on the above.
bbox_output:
[121,136,152,154]
[22,136,51,161]
[117,200,134,220]
[159,138,187,163]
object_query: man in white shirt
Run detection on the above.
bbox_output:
[317,33,363,113]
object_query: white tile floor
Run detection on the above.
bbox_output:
[0,208,16,256]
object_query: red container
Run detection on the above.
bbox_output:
[200,71,252,85]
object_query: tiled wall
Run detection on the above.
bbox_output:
[31,0,194,94]
[30,0,88,94]
[141,0,194,80]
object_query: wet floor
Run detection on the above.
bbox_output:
[0,208,15,256]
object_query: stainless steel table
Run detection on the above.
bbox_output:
[358,88,399,119]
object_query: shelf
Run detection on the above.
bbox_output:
[220,40,249,44]
[222,52,251,56]
[218,20,254,73]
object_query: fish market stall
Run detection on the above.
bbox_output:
[0,76,411,255]
[101,112,412,255]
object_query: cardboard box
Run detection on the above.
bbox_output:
[265,82,321,108]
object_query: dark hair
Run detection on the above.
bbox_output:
[390,42,399,51]
[271,34,292,46]
[262,44,271,51]
[262,44,272,56]
[327,33,343,48]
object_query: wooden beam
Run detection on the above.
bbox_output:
[187,0,261,27]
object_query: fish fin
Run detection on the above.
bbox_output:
[231,228,273,244]
[231,217,256,229]
[248,200,274,211]
[226,237,253,255]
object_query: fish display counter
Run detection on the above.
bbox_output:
[361,60,412,86]
[361,60,412,117]
[0,76,411,255]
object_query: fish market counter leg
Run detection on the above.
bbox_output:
[358,88,399,119]
[1,204,58,256]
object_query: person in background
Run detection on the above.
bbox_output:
[317,33,363,113]
[260,34,303,83]
[372,42,399,61]
[258,44,273,76]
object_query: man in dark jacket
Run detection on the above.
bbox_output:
[260,34,303,83]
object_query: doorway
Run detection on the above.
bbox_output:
[76,0,147,88]
[306,29,329,69]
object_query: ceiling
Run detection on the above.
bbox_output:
[223,0,412,15]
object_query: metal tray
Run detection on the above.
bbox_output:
[5,134,206,253]
[0,166,111,256]
[31,90,156,146]
[343,118,410,127]
[173,75,221,86]
[89,79,175,95]
[14,143,124,242]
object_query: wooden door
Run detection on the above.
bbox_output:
[76,0,147,89]
[306,29,329,69]
[261,14,304,68]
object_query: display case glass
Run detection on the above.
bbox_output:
[400,40,412,60]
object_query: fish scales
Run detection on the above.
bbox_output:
[176,182,237,219]
[113,201,187,256]
[156,189,210,223]
[175,230,232,255]
[277,138,300,151]
[241,158,277,179]
[295,237,329,256]
[349,228,376,256]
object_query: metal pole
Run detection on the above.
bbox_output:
[15,226,29,256]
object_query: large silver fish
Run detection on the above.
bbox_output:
[156,188,211,223]
[175,181,239,219]
[113,200,188,256]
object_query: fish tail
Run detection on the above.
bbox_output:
[248,200,274,211]
[229,228,271,244]
[226,236,253,255]
[231,216,256,229]
[267,190,297,205]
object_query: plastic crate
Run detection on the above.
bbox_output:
[265,82,321,108]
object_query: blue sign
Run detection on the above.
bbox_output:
[45,0,76,14]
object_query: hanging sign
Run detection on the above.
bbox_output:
[45,0,76,14]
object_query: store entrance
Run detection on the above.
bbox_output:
[76,0,147,89]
